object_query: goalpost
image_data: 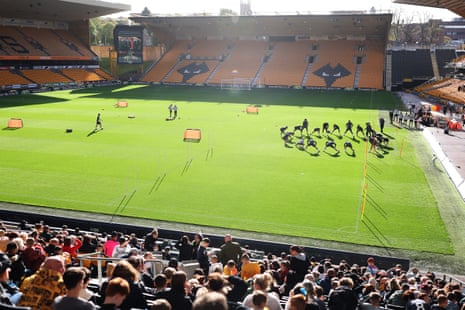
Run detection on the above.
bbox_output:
[220,78,253,91]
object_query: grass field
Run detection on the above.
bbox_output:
[0,85,452,254]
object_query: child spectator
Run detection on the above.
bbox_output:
[223,260,238,277]
[209,255,223,275]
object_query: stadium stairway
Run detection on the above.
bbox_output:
[301,59,314,87]
[430,49,440,80]
[161,59,182,84]
[353,62,362,89]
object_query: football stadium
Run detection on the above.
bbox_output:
[1,0,465,309]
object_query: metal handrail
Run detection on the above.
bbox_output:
[76,252,166,283]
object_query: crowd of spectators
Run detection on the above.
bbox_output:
[0,220,463,310]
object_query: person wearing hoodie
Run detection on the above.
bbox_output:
[289,245,310,283]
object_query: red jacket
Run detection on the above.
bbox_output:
[62,238,82,258]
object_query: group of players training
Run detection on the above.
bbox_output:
[280,117,390,156]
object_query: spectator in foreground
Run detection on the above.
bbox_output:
[193,291,227,310]
[151,299,172,310]
[100,277,130,310]
[98,260,146,310]
[252,290,268,310]
[155,271,192,310]
[0,253,22,305]
[431,294,448,310]
[289,294,307,310]
[359,291,384,310]
[53,267,96,310]
[242,273,281,310]
[18,256,67,310]
[327,277,358,310]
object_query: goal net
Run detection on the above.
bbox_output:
[220,78,252,91]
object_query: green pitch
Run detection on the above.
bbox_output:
[0,85,452,254]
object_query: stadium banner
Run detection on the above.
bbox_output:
[114,25,143,64]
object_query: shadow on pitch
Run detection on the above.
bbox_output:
[361,215,391,253]
[323,150,340,157]
[344,149,356,157]
[382,132,395,140]
[366,175,384,193]
[304,149,320,157]
[366,194,387,218]
[367,162,382,174]
[87,128,103,137]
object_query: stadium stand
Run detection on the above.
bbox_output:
[188,39,229,58]
[164,59,219,84]
[259,41,310,87]
[60,68,107,83]
[0,26,48,57]
[137,14,391,90]
[18,28,78,58]
[0,0,122,93]
[141,40,190,83]
[0,70,31,86]
[413,77,452,93]
[435,49,456,77]
[358,41,386,90]
[53,29,97,58]
[0,24,111,91]
[305,40,358,89]
[416,78,465,104]
[0,209,464,310]
[95,68,113,80]
[391,49,434,88]
[208,40,269,85]
[0,26,96,60]
[144,38,387,90]
[21,69,72,84]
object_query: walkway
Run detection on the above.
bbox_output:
[398,92,465,201]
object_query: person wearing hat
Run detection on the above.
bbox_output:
[18,256,67,310]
